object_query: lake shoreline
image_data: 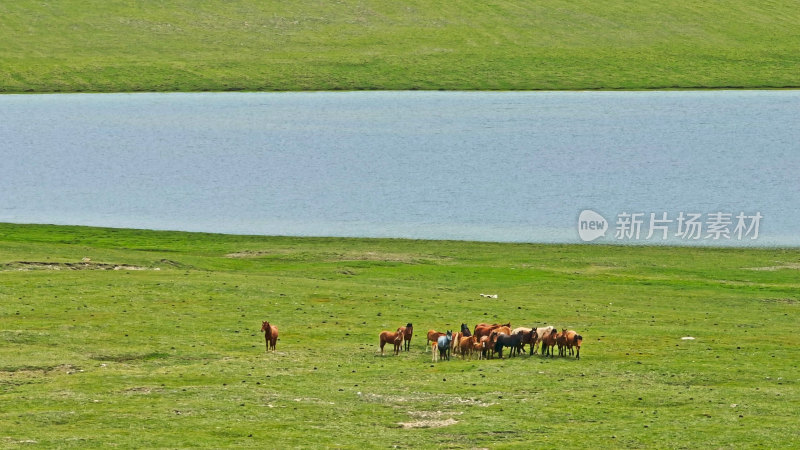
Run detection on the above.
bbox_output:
[4,86,800,95]
[2,222,796,249]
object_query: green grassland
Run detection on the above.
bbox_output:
[1,0,799,93]
[1,223,798,448]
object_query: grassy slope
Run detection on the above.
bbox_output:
[1,223,798,448]
[1,1,799,92]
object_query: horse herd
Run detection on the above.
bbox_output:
[382,322,583,361]
[262,320,583,362]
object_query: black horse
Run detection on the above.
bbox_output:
[493,331,524,359]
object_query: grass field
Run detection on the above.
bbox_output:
[1,223,798,447]
[1,0,800,93]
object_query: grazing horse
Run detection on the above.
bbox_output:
[427,330,446,352]
[261,321,279,352]
[562,329,583,359]
[403,323,413,351]
[460,323,472,337]
[379,328,404,356]
[540,328,559,357]
[437,331,453,361]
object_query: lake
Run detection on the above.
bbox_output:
[1,91,798,246]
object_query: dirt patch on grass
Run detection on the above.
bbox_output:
[399,418,458,429]
[744,263,800,271]
[1,261,154,271]
[89,352,170,362]
[760,298,798,304]
[225,249,450,264]
[407,411,460,419]
[225,249,291,258]
[0,364,81,375]
[327,251,450,264]
[362,392,494,407]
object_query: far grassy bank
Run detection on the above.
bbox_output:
[1,1,799,93]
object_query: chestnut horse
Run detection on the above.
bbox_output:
[459,335,476,359]
[261,321,279,352]
[473,322,511,340]
[562,329,583,359]
[540,328,559,357]
[379,328,405,356]
[427,330,446,352]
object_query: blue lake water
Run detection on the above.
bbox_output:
[1,91,798,246]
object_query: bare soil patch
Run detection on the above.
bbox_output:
[744,263,800,271]
[399,418,458,429]
[1,261,152,271]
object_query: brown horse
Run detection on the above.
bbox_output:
[562,329,583,359]
[426,330,446,352]
[403,323,413,351]
[557,330,568,356]
[473,337,485,359]
[261,321,279,352]
[530,326,553,355]
[540,328,559,357]
[473,322,511,340]
[493,326,512,337]
[379,328,404,356]
[458,335,476,359]
[479,335,492,359]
